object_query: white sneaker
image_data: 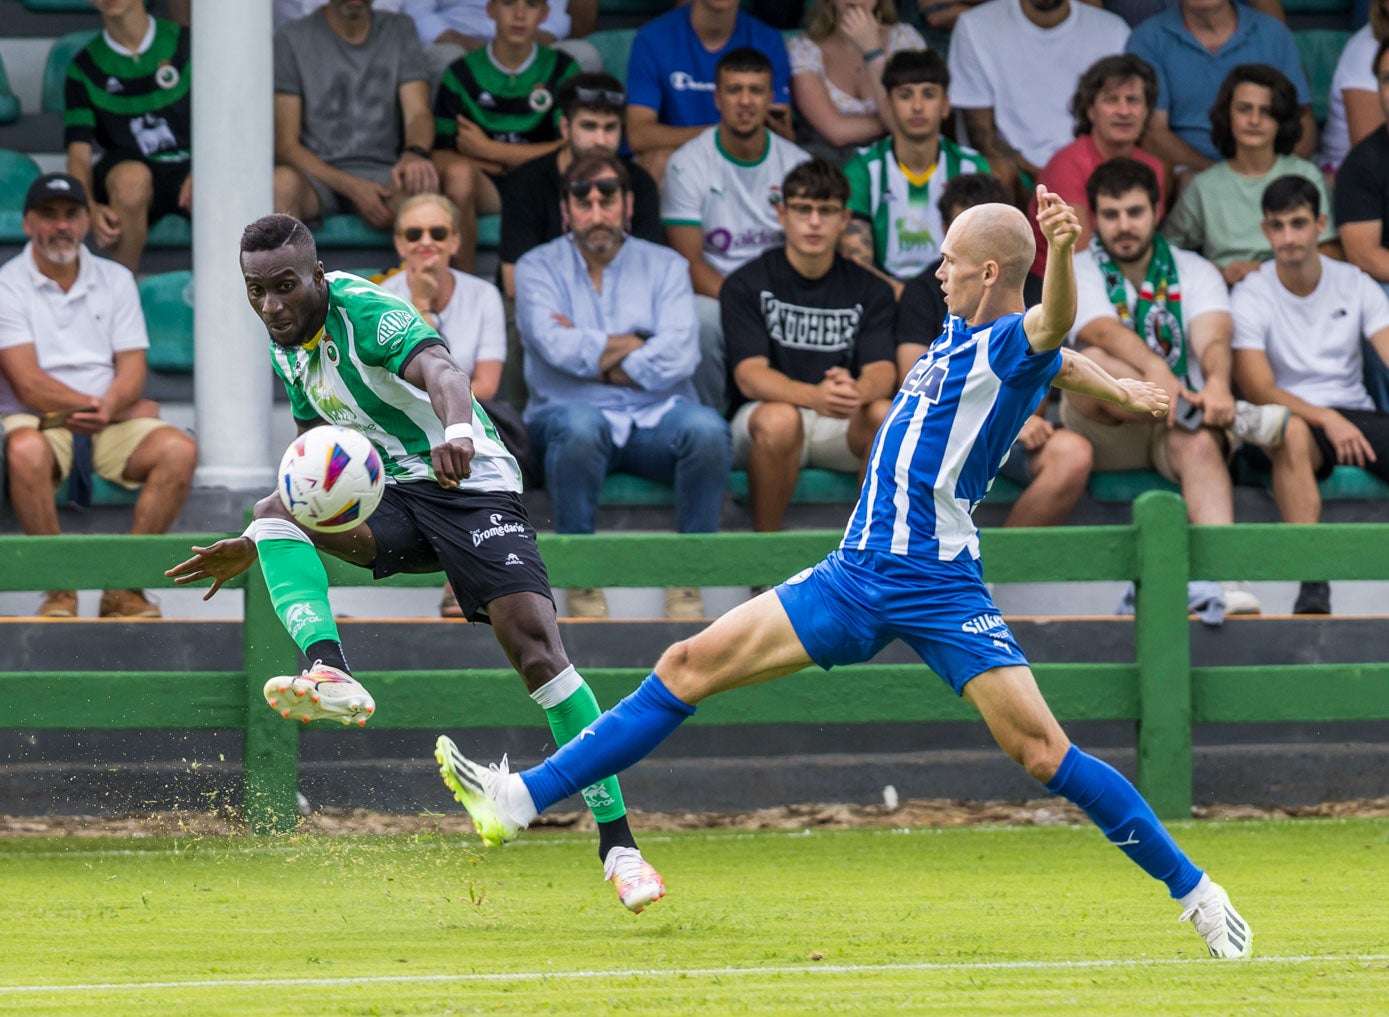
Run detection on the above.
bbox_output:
[603,845,666,914]
[1231,400,1289,450]
[1220,581,1262,615]
[1180,880,1252,959]
[263,661,375,727]
[434,735,526,847]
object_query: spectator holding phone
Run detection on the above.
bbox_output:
[0,174,198,619]
[1059,158,1310,615]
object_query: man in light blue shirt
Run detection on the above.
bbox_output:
[516,151,732,619]
[1126,0,1315,170]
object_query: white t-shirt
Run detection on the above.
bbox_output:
[1319,24,1378,171]
[1071,242,1229,391]
[275,0,403,30]
[1231,257,1389,411]
[660,126,811,278]
[948,0,1130,169]
[0,245,149,416]
[378,267,505,374]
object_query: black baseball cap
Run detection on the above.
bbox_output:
[24,172,89,213]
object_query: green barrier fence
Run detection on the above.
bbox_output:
[1,491,1387,833]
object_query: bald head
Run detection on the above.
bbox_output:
[947,203,1035,290]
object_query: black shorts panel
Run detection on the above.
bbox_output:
[93,151,191,223]
[366,484,552,622]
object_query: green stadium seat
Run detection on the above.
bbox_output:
[597,0,669,15]
[138,270,194,373]
[312,214,500,250]
[1087,469,1180,503]
[146,215,191,248]
[42,30,99,114]
[0,150,42,242]
[1282,0,1352,13]
[54,475,141,507]
[728,468,861,503]
[0,55,21,125]
[587,28,636,85]
[595,468,1023,508]
[23,0,100,10]
[1295,29,1355,124]
[599,472,678,505]
[1319,465,1389,499]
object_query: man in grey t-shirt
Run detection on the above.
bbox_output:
[273,0,439,229]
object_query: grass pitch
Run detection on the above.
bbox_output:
[0,818,1385,1016]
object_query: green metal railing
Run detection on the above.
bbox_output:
[1,491,1387,833]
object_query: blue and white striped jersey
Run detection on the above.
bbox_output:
[841,312,1062,561]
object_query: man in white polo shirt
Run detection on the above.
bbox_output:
[0,173,198,619]
[662,46,810,411]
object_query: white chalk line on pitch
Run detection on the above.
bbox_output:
[3,953,1388,995]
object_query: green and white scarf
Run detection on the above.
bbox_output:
[1096,234,1187,379]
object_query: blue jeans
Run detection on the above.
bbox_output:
[528,399,732,534]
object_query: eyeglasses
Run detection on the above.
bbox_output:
[401,225,451,243]
[783,201,846,219]
[574,86,626,107]
[566,178,623,200]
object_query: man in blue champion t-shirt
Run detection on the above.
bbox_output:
[434,186,1254,961]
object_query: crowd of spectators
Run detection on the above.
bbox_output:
[4,0,1389,620]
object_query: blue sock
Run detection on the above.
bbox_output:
[521,673,696,813]
[1045,744,1204,899]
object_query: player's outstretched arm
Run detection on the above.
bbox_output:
[1024,186,1082,353]
[165,536,257,600]
[1053,347,1170,418]
[403,345,476,487]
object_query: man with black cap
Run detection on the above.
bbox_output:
[0,173,199,619]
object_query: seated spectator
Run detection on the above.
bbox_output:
[1336,36,1389,297]
[721,160,897,532]
[1061,158,1304,615]
[788,0,927,163]
[0,175,198,619]
[499,74,662,300]
[432,0,579,273]
[626,0,794,184]
[1103,0,1287,30]
[1126,0,1315,175]
[401,0,600,82]
[1233,177,1389,613]
[273,1,439,235]
[276,0,404,30]
[64,0,191,272]
[841,49,989,293]
[663,47,812,410]
[948,0,1130,198]
[1318,0,1388,173]
[1029,53,1167,276]
[516,153,733,619]
[1162,64,1335,287]
[379,193,537,617]
[897,174,1093,526]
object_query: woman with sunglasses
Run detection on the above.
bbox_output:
[380,193,539,615]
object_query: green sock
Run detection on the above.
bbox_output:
[531,665,627,823]
[257,536,341,654]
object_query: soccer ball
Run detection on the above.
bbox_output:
[278,425,385,533]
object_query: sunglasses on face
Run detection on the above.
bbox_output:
[401,225,451,242]
[566,178,623,200]
[574,86,626,107]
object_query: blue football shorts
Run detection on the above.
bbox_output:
[775,548,1030,695]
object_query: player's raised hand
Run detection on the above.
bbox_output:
[1115,377,1171,419]
[433,435,475,488]
[165,537,257,600]
[1035,185,1081,254]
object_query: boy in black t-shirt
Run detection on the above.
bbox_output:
[498,73,662,300]
[1334,36,1389,300]
[720,159,897,532]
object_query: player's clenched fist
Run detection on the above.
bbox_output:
[433,436,475,487]
[1035,185,1081,254]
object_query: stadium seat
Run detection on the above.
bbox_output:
[0,54,21,125]
[587,28,636,84]
[54,475,141,507]
[23,0,101,10]
[311,215,500,250]
[0,149,42,242]
[1319,465,1389,499]
[146,216,192,248]
[42,30,99,114]
[597,0,669,14]
[1295,29,1355,124]
[138,270,195,374]
[1282,0,1352,13]
[595,469,1024,507]
[1087,470,1180,503]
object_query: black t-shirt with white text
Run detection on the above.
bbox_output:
[896,259,1043,350]
[721,247,896,414]
[1335,125,1389,251]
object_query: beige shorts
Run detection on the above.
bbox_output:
[1,414,173,489]
[1059,399,1178,483]
[730,402,862,474]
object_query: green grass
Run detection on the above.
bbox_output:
[0,819,1386,1015]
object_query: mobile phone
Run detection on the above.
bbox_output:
[38,407,84,430]
[1173,395,1204,432]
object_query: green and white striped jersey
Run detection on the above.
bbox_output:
[269,272,521,493]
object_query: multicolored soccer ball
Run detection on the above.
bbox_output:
[277,425,385,533]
